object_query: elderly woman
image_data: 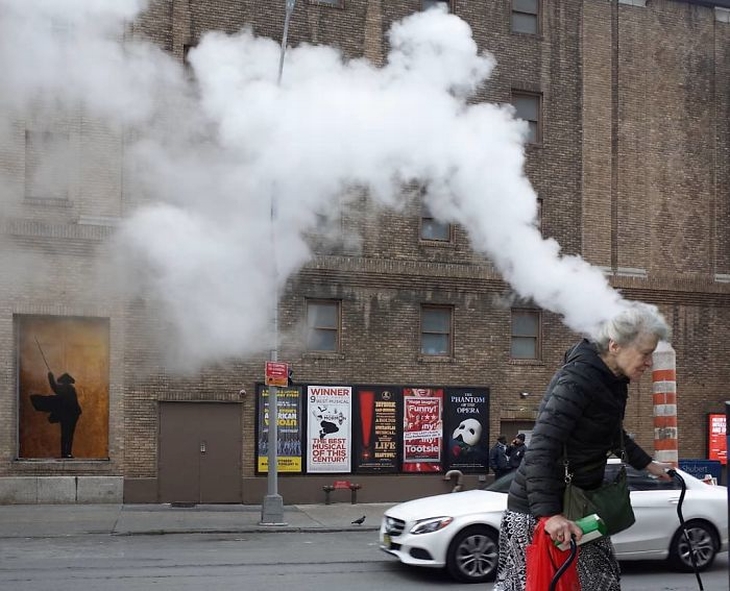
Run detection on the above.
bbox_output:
[494,302,672,591]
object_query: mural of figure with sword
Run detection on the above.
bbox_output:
[29,338,82,459]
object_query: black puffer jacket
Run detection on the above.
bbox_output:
[507,339,653,517]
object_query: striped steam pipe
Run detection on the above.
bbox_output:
[652,343,678,466]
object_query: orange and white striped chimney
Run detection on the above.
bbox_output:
[652,342,678,466]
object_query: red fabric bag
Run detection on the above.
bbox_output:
[525,519,580,591]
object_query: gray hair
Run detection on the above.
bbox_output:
[592,302,671,353]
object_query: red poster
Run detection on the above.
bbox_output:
[353,386,399,473]
[402,387,443,473]
[708,413,727,465]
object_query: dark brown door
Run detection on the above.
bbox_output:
[158,402,242,503]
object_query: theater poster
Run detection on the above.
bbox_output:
[18,315,109,459]
[402,387,443,473]
[306,385,352,473]
[708,413,727,465]
[444,387,490,473]
[256,384,303,473]
[353,386,400,473]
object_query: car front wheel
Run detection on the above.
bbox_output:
[445,525,499,583]
[668,520,718,572]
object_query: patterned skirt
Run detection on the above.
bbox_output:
[493,510,622,591]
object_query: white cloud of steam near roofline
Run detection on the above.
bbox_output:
[0,1,628,368]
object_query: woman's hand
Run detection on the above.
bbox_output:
[645,460,673,481]
[543,514,583,545]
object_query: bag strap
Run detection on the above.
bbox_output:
[563,426,624,483]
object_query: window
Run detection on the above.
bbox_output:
[423,0,451,11]
[512,0,539,35]
[183,44,196,71]
[309,0,344,7]
[421,306,452,356]
[605,463,680,492]
[511,91,541,144]
[511,309,540,359]
[306,300,340,352]
[24,130,71,200]
[420,202,451,242]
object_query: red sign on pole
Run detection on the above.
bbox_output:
[265,361,289,387]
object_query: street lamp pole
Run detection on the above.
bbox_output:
[278,0,297,85]
[260,0,297,527]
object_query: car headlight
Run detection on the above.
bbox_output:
[410,516,454,535]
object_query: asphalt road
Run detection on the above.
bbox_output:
[0,531,726,590]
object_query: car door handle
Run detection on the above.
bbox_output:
[668,497,680,504]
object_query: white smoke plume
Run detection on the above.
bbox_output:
[0,1,628,368]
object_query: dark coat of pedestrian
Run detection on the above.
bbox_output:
[506,433,527,471]
[493,302,673,591]
[489,435,511,479]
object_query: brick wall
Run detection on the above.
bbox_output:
[1,0,729,498]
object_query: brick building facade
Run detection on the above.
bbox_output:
[0,0,728,504]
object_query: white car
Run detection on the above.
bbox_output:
[379,460,728,583]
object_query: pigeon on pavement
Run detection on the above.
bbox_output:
[351,515,366,525]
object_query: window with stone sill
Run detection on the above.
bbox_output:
[423,0,452,12]
[309,0,344,8]
[511,308,541,360]
[512,0,540,35]
[24,130,71,201]
[306,299,341,352]
[511,91,542,144]
[420,203,452,243]
[421,305,453,357]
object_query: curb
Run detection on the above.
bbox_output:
[111,525,381,536]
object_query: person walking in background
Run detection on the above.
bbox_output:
[506,433,527,471]
[489,435,511,479]
[493,302,672,591]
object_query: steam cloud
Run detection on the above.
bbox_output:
[0,1,628,368]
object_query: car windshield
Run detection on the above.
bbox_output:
[484,463,685,494]
[486,472,515,493]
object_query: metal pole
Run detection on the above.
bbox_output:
[261,0,296,526]
[278,0,297,85]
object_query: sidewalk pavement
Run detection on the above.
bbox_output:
[0,502,394,538]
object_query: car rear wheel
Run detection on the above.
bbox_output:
[668,520,718,572]
[445,525,499,583]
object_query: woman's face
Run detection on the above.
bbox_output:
[608,333,659,380]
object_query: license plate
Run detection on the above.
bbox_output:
[383,533,391,547]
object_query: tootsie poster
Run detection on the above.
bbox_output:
[402,387,443,473]
[307,385,352,473]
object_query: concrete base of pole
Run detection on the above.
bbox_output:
[260,494,287,526]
